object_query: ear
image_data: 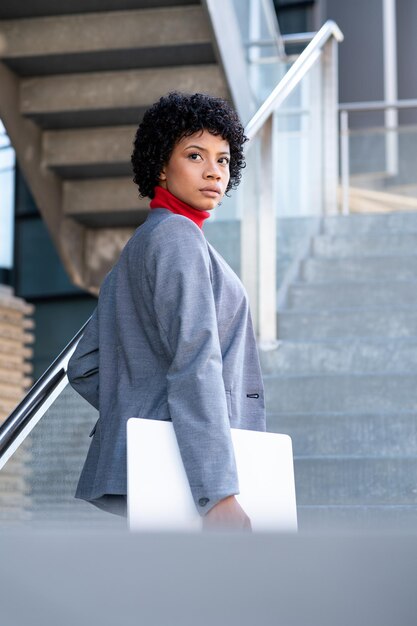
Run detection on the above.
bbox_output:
[158,167,167,182]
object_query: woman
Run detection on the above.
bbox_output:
[67,92,266,530]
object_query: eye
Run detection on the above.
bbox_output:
[188,152,202,161]
[219,156,230,165]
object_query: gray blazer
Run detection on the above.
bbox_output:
[67,208,266,516]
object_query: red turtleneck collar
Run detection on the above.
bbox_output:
[149,186,211,230]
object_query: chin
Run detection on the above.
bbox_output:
[192,202,216,212]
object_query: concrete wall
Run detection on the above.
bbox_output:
[320,0,384,106]
[319,0,417,125]
[397,0,417,123]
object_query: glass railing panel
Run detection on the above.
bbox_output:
[274,61,324,218]
[234,30,340,343]
[231,0,288,105]
[272,62,324,296]
[0,380,126,529]
[342,116,417,214]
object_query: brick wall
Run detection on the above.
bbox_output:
[0,284,34,522]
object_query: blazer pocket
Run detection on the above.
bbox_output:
[244,390,265,418]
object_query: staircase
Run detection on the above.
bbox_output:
[0,0,229,293]
[262,211,417,531]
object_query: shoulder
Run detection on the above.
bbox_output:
[128,210,204,249]
[145,212,208,262]
[149,211,204,241]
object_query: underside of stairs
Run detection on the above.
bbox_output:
[0,0,230,293]
[263,211,417,531]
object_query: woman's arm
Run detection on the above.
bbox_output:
[145,216,240,517]
[67,308,100,410]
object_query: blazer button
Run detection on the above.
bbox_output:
[199,497,210,507]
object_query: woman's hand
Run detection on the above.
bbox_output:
[202,495,252,532]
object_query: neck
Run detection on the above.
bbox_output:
[149,186,211,230]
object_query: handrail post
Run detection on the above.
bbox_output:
[322,36,339,214]
[258,114,277,347]
[340,110,350,215]
[383,0,399,176]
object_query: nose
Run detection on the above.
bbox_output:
[204,158,221,179]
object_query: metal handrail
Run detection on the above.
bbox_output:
[339,99,417,112]
[0,317,90,469]
[245,20,343,140]
[245,32,316,48]
[282,32,316,45]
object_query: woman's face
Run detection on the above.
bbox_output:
[158,129,231,211]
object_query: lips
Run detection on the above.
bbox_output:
[200,186,221,194]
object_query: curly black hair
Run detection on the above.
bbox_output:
[131,92,248,199]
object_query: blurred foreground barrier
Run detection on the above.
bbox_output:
[1,529,417,626]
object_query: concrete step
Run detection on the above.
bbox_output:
[297,504,417,531]
[301,255,417,283]
[260,339,417,375]
[0,1,199,20]
[0,493,30,507]
[43,126,135,179]
[287,281,417,311]
[0,6,213,76]
[264,374,417,414]
[27,493,86,505]
[322,211,417,236]
[0,508,31,522]
[294,457,417,505]
[27,486,80,500]
[63,177,149,227]
[267,412,417,457]
[20,64,227,129]
[313,233,417,258]
[26,457,86,472]
[277,308,417,340]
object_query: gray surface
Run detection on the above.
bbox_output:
[1,531,417,626]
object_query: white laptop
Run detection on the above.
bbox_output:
[127,418,297,532]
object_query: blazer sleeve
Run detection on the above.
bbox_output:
[144,216,239,516]
[67,307,100,410]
